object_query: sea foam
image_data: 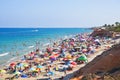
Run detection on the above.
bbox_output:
[0,52,9,57]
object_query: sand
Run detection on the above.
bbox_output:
[1,38,120,80]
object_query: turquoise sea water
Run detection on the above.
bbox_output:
[0,28,92,65]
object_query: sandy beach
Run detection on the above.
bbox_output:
[0,32,119,80]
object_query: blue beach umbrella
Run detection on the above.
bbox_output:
[16,63,24,68]
[37,65,43,68]
[29,67,36,71]
[47,71,54,76]
[21,74,28,78]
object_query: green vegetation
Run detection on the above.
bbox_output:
[102,22,120,32]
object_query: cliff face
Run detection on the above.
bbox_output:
[90,28,113,37]
[71,43,120,80]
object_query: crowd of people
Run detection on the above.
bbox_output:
[0,33,112,80]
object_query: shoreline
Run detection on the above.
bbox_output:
[0,31,93,67]
[0,31,116,80]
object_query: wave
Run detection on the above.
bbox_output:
[32,29,39,32]
[28,46,34,49]
[7,57,17,63]
[0,29,39,34]
[64,35,69,39]
[0,52,9,57]
[43,43,50,46]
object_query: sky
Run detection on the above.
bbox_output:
[0,0,120,28]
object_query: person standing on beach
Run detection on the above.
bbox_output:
[63,67,67,75]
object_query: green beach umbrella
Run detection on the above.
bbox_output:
[77,54,87,61]
[23,63,29,67]
[14,71,21,75]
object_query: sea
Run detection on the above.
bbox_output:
[0,28,92,65]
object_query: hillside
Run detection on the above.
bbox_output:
[71,43,120,80]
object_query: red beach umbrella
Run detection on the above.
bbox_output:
[71,62,77,65]
[82,49,87,53]
[10,62,16,67]
[53,53,59,57]
[28,53,34,57]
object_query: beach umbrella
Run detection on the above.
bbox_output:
[70,64,76,68]
[0,70,6,73]
[37,65,43,68]
[21,74,28,78]
[53,49,59,52]
[70,62,77,68]
[14,71,21,75]
[53,53,59,57]
[71,62,77,65]
[63,58,68,61]
[17,63,24,68]
[47,71,54,76]
[23,63,29,67]
[34,58,40,63]
[66,54,72,59]
[82,49,87,53]
[29,67,36,71]
[34,55,39,58]
[75,47,81,49]
[10,62,16,66]
[50,56,56,61]
[10,62,16,68]
[77,55,87,61]
[63,65,69,68]
[28,53,34,57]
[52,52,56,54]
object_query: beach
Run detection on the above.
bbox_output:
[0,29,119,80]
[0,28,92,65]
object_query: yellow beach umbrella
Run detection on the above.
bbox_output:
[0,70,6,73]
[66,54,72,59]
